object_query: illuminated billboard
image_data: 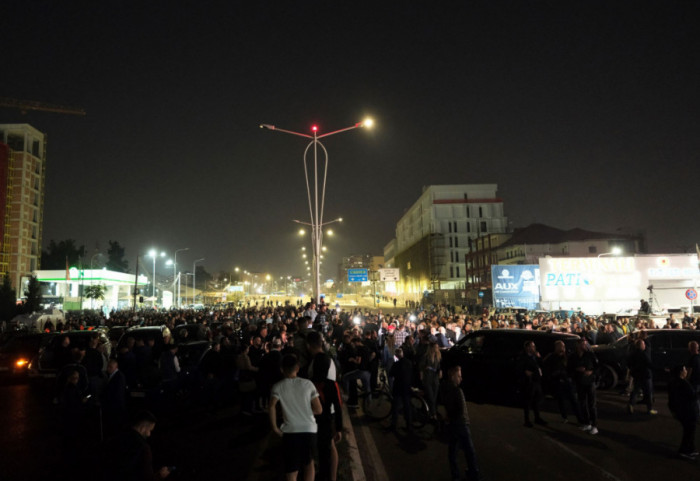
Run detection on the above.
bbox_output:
[491,265,540,309]
[539,254,700,314]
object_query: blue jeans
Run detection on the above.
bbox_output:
[342,369,371,404]
[447,423,479,481]
[629,377,653,411]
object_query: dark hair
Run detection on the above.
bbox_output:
[281,354,299,375]
[131,410,157,427]
[306,330,323,349]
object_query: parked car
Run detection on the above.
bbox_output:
[173,323,210,343]
[0,332,57,381]
[27,330,110,381]
[116,325,210,396]
[593,329,700,390]
[443,329,581,403]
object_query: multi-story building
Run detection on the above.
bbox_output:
[0,124,46,291]
[390,184,508,299]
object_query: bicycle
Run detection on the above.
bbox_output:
[364,368,431,429]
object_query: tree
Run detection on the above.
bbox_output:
[22,275,42,314]
[195,265,213,290]
[0,276,17,322]
[41,239,86,269]
[84,284,107,305]
[106,240,129,272]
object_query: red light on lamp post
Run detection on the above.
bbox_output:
[311,125,319,133]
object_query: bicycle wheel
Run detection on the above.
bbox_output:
[410,393,429,429]
[364,391,393,420]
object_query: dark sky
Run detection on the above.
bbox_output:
[1,1,699,280]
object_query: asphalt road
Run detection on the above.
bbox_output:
[3,375,698,481]
[349,389,700,481]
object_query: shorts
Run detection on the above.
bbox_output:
[283,432,317,473]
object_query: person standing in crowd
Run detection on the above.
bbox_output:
[518,340,547,427]
[388,347,414,433]
[569,338,599,434]
[237,343,259,415]
[441,365,480,481]
[543,340,581,424]
[101,358,127,437]
[104,410,171,480]
[308,331,343,481]
[419,340,442,420]
[686,341,700,406]
[627,338,657,415]
[668,365,699,461]
[269,354,322,481]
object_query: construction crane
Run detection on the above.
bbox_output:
[0,97,86,116]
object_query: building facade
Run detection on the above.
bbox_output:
[464,223,644,308]
[391,184,508,299]
[0,124,46,291]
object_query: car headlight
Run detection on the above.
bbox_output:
[15,359,29,368]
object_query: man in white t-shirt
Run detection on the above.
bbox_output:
[270,354,322,481]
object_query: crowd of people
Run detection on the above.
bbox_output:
[12,299,700,478]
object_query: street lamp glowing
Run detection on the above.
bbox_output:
[299,229,306,236]
[327,229,334,236]
[311,125,319,132]
[362,118,374,128]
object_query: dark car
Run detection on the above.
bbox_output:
[173,323,211,343]
[116,325,210,396]
[28,329,110,380]
[593,329,700,390]
[0,332,57,381]
[443,329,582,403]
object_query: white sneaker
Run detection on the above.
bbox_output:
[580,424,592,432]
[589,427,599,435]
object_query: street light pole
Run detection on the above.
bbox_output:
[148,249,166,300]
[193,258,205,305]
[173,247,189,307]
[261,118,373,302]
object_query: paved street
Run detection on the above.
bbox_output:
[3,376,699,481]
[350,389,699,481]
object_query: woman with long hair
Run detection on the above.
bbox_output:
[419,340,442,419]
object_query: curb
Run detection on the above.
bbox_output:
[341,402,367,481]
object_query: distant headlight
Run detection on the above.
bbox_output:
[15,359,29,368]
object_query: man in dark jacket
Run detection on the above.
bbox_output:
[389,347,414,432]
[569,338,599,434]
[627,338,657,415]
[668,365,699,460]
[104,411,171,480]
[543,340,581,424]
[441,365,480,481]
[308,331,343,481]
[102,358,127,437]
[518,340,547,427]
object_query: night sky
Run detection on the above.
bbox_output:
[1,1,699,280]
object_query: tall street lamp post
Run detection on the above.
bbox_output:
[171,247,189,307]
[261,118,373,302]
[193,258,205,305]
[148,249,166,299]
